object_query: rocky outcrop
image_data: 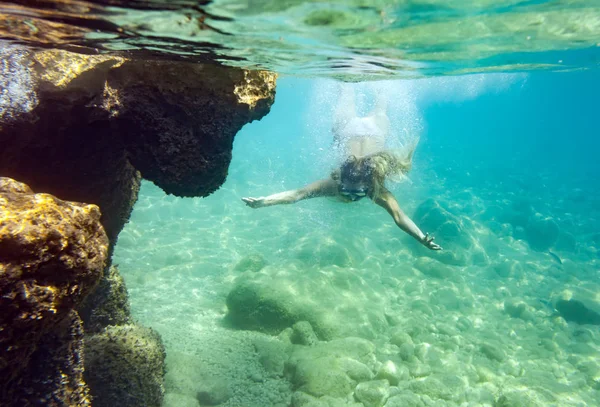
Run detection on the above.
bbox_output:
[0,177,108,404]
[110,63,276,197]
[0,48,139,246]
[0,46,276,245]
[15,311,91,406]
[78,265,132,334]
[0,45,276,405]
[84,324,166,407]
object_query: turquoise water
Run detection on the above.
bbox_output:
[2,1,600,405]
[114,73,600,406]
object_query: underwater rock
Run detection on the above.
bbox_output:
[481,198,533,229]
[555,299,600,325]
[78,265,132,333]
[407,363,431,379]
[84,324,166,407]
[196,377,232,406]
[234,253,269,273]
[575,359,600,390]
[226,267,388,340]
[551,286,600,325]
[8,310,91,406]
[286,337,376,399]
[0,46,276,244]
[253,336,290,378]
[407,374,463,403]
[291,356,356,398]
[321,395,365,407]
[435,322,458,336]
[291,321,320,346]
[354,379,390,407]
[375,360,408,386]
[398,343,416,362]
[389,329,414,348]
[226,275,308,335]
[0,177,107,404]
[494,389,544,407]
[384,391,424,407]
[410,199,487,266]
[479,342,506,362]
[108,62,276,197]
[291,391,328,407]
[430,285,470,311]
[0,48,139,245]
[524,213,560,251]
[503,299,535,321]
[1,48,275,404]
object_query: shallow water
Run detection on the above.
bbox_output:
[3,0,600,405]
[2,0,600,78]
[112,73,600,406]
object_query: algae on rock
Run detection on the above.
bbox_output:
[0,46,276,245]
[84,324,166,407]
[0,177,108,405]
[78,265,132,333]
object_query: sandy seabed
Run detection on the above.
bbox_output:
[114,162,600,407]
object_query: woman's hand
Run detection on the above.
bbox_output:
[242,197,266,208]
[422,233,442,250]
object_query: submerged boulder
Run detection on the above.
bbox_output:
[195,377,232,406]
[13,311,92,406]
[503,299,535,321]
[78,265,132,333]
[225,267,389,340]
[0,47,141,245]
[0,177,108,404]
[0,46,276,245]
[354,379,390,407]
[550,285,600,325]
[555,299,600,325]
[84,324,166,407]
[1,46,275,404]
[110,62,276,197]
[286,337,377,399]
[494,389,545,407]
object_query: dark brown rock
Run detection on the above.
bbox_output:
[0,177,108,404]
[109,62,277,197]
[13,311,91,406]
[0,46,275,405]
[78,265,132,334]
[84,324,166,407]
[0,48,140,246]
[0,47,276,244]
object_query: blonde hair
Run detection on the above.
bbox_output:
[331,142,417,200]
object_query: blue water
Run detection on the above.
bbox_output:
[114,71,600,407]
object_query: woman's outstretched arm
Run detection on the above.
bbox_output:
[242,178,338,208]
[373,188,442,250]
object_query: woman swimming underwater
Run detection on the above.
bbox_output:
[242,85,442,251]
